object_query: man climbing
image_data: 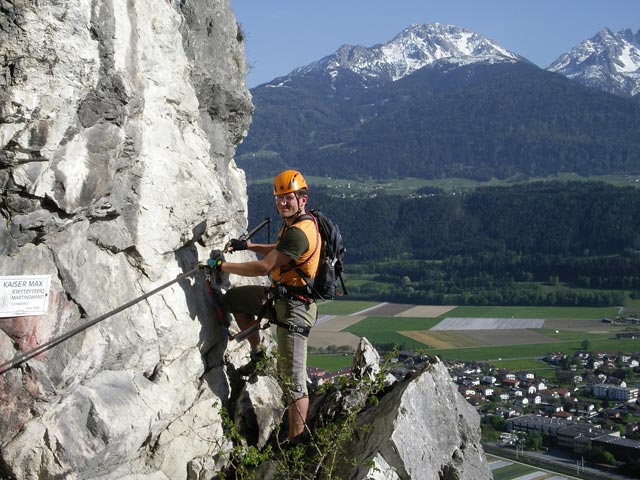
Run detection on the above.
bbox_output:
[215,169,320,444]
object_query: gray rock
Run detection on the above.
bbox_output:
[1,1,251,478]
[335,357,492,480]
[234,374,284,449]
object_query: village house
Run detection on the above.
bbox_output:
[463,365,482,375]
[528,395,542,405]
[543,403,564,414]
[552,410,573,421]
[539,389,560,402]
[586,373,607,386]
[606,377,627,387]
[477,385,494,397]
[576,352,589,361]
[550,387,572,399]
[495,406,518,419]
[481,375,497,385]
[509,387,523,397]
[502,377,520,389]
[494,391,510,402]
[571,401,596,418]
[545,352,567,365]
[458,386,476,398]
[625,422,640,436]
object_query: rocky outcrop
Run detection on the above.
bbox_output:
[1,1,252,478]
[249,341,492,480]
[1,2,491,479]
[336,356,492,480]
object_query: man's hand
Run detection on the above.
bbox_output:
[226,238,247,253]
[207,258,223,272]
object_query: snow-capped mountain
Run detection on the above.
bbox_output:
[266,23,526,88]
[240,22,640,182]
[548,28,640,98]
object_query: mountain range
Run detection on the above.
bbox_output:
[549,27,640,98]
[290,23,527,88]
[236,23,640,181]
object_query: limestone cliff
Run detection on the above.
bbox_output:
[0,2,491,479]
[1,1,252,478]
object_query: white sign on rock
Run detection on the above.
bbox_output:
[0,275,52,318]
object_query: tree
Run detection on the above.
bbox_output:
[526,431,543,451]
[600,450,616,465]
[581,339,591,351]
[488,415,507,432]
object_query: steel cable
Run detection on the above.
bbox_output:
[0,268,198,375]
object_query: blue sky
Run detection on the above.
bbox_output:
[230,1,640,88]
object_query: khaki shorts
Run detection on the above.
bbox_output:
[220,285,269,317]
[220,285,317,399]
[274,296,317,400]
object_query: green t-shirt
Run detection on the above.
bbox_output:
[276,224,310,266]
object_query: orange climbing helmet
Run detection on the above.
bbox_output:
[273,169,308,195]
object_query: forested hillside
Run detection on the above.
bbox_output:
[237,62,640,181]
[247,181,640,306]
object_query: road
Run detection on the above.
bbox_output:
[484,443,634,480]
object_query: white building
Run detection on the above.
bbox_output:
[593,384,639,402]
[482,376,497,385]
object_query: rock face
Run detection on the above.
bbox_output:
[337,357,492,480]
[304,342,491,480]
[1,1,252,478]
[1,2,491,479]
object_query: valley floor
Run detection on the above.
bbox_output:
[307,302,620,350]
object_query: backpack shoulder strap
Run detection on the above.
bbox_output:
[279,212,319,271]
[291,212,320,269]
[293,212,314,224]
[287,212,322,298]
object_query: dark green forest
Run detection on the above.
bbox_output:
[247,181,640,307]
[237,62,640,181]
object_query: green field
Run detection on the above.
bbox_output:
[489,358,558,379]
[321,301,622,318]
[427,335,640,361]
[345,316,442,331]
[308,335,640,371]
[427,337,640,363]
[489,358,551,371]
[491,462,537,480]
[255,173,638,195]
[440,305,618,319]
[317,299,380,315]
[308,354,353,371]
[535,328,612,342]
[308,301,639,371]
[344,316,442,350]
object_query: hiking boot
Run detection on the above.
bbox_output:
[237,349,266,377]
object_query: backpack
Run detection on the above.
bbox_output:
[294,209,347,300]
